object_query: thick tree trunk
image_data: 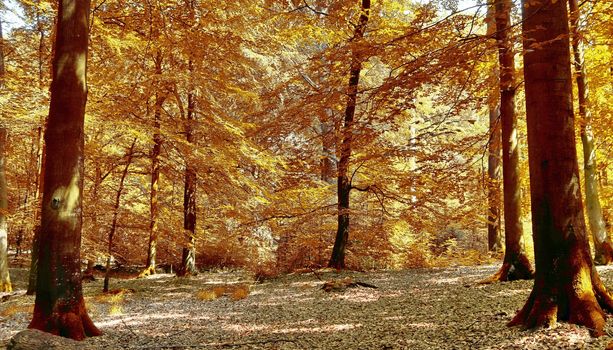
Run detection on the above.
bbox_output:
[142,52,164,278]
[487,106,503,252]
[329,0,370,269]
[510,0,613,335]
[0,127,12,292]
[486,0,533,282]
[104,140,135,292]
[178,66,197,277]
[568,0,612,265]
[28,0,101,340]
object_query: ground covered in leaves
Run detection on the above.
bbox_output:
[2,265,613,349]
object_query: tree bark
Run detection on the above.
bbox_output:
[486,0,533,282]
[104,140,136,292]
[487,105,503,252]
[0,10,12,293]
[178,60,197,277]
[28,0,101,340]
[485,0,503,254]
[510,0,613,335]
[328,0,370,269]
[0,127,12,293]
[568,0,612,265]
[142,52,165,277]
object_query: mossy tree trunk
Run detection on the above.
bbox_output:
[510,0,613,335]
[28,0,101,340]
[568,0,613,265]
[329,0,370,269]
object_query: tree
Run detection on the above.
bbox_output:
[329,0,370,269]
[569,0,613,265]
[485,0,533,282]
[0,8,13,293]
[178,60,197,277]
[0,128,11,293]
[104,139,136,292]
[28,0,101,340]
[509,0,613,335]
[486,4,502,253]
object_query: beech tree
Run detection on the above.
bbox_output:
[329,0,370,269]
[569,0,613,265]
[509,0,613,334]
[0,10,12,293]
[28,0,101,340]
[485,0,533,282]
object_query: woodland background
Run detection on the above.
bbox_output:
[0,0,611,275]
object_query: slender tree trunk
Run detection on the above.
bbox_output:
[0,128,12,293]
[329,0,370,269]
[142,52,164,277]
[568,0,612,265]
[485,0,533,282]
[0,9,12,293]
[104,140,136,292]
[178,60,197,277]
[28,0,101,339]
[487,105,503,252]
[509,0,613,335]
[320,117,336,184]
[485,5,503,253]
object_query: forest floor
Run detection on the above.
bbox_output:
[2,265,613,349]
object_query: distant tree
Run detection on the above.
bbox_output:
[569,0,613,265]
[509,0,613,335]
[485,0,533,282]
[329,0,370,269]
[28,0,101,339]
[0,8,13,293]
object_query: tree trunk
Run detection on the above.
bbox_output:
[0,10,12,293]
[178,61,197,277]
[486,0,533,282]
[104,140,136,292]
[28,0,101,340]
[487,105,503,252]
[27,129,45,295]
[510,0,613,335]
[328,0,370,269]
[0,127,12,293]
[142,52,164,278]
[568,0,612,265]
[320,117,336,184]
[485,4,503,253]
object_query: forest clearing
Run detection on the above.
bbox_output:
[0,0,613,348]
[1,265,613,350]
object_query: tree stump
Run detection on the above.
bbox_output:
[7,329,90,350]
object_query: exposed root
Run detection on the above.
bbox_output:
[480,258,533,284]
[509,279,608,337]
[29,302,101,340]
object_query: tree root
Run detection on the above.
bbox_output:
[480,258,534,284]
[29,302,101,340]
[509,267,609,337]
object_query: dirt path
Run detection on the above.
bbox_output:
[1,265,613,349]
